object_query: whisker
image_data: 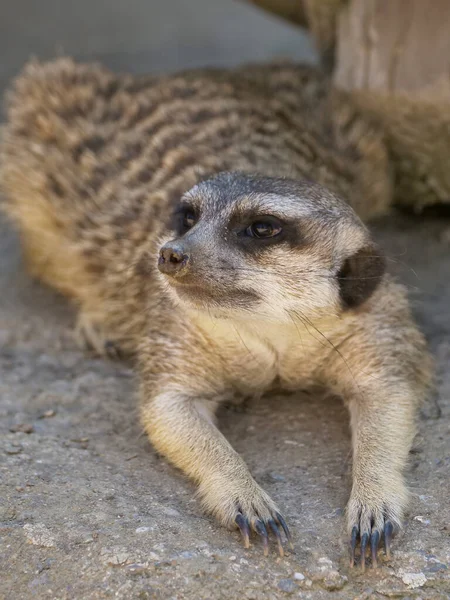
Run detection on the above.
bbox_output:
[291,309,361,395]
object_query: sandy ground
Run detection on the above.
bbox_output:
[0,1,449,598]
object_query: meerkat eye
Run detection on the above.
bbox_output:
[183,210,196,230]
[246,220,282,239]
[178,209,197,233]
[172,205,198,235]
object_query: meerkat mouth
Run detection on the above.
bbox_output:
[167,278,259,311]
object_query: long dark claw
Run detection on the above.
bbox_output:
[268,519,284,557]
[275,512,293,550]
[384,520,394,560]
[360,533,369,572]
[371,530,380,568]
[350,526,359,568]
[235,513,250,548]
[254,519,269,556]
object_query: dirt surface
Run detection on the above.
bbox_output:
[0,1,449,598]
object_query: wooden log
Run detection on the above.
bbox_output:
[334,0,450,211]
[334,0,450,93]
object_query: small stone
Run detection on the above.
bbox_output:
[426,562,448,573]
[147,552,159,561]
[321,572,348,591]
[268,472,286,482]
[229,555,237,561]
[294,572,305,581]
[9,423,34,434]
[23,524,56,548]
[178,550,196,559]
[277,579,297,594]
[353,589,375,600]
[105,552,130,566]
[154,560,175,569]
[135,526,153,534]
[0,506,17,520]
[39,410,56,419]
[414,515,430,525]
[5,444,23,455]
[398,571,427,589]
[126,563,149,576]
[162,507,180,517]
[36,558,53,574]
[81,534,95,544]
[312,563,348,592]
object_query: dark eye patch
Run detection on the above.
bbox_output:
[233,213,304,252]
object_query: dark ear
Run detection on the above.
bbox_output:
[338,243,386,309]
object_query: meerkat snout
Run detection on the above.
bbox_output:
[158,243,190,277]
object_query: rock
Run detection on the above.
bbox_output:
[9,423,34,433]
[413,515,431,525]
[310,558,348,591]
[125,563,150,576]
[39,409,56,419]
[135,526,153,534]
[0,506,17,520]
[426,562,448,573]
[320,571,348,592]
[23,524,56,548]
[293,572,305,581]
[4,443,23,455]
[397,570,427,589]
[277,579,297,594]
[36,558,53,574]
[178,550,196,559]
[101,548,131,566]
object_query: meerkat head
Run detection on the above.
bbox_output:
[157,172,386,322]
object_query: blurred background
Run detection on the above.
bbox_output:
[0,0,317,97]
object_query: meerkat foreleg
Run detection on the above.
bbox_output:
[140,387,291,555]
[345,382,417,569]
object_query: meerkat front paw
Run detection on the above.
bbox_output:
[198,476,292,556]
[347,480,408,570]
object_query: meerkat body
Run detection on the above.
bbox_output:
[1,59,431,566]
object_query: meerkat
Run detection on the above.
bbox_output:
[1,59,432,568]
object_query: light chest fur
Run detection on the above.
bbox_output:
[190,310,336,395]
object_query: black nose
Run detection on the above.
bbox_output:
[158,244,190,276]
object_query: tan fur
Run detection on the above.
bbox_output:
[0,59,432,561]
